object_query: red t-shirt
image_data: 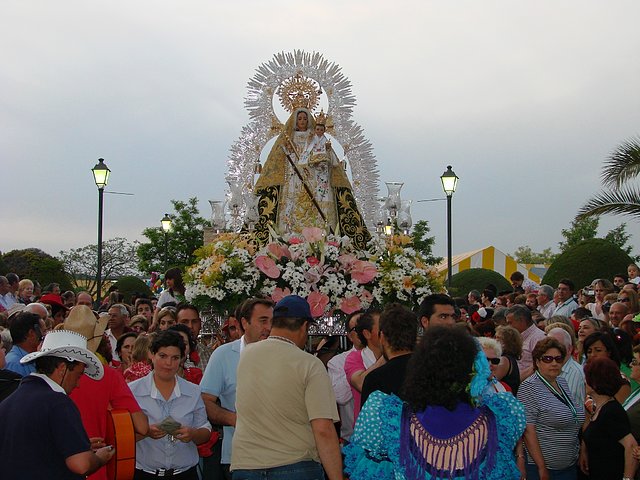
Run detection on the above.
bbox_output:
[70,365,142,480]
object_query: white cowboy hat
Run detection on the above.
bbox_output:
[20,329,104,380]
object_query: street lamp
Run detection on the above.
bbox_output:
[161,213,172,271]
[91,158,111,307]
[440,165,459,288]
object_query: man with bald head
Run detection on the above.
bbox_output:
[24,302,49,322]
[609,301,629,327]
[547,327,585,406]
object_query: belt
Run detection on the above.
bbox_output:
[140,467,189,477]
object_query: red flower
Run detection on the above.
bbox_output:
[307,256,320,266]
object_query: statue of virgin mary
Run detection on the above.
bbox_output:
[253,107,371,249]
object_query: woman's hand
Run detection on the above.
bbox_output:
[147,424,167,440]
[174,426,195,443]
[578,443,589,475]
[633,445,640,461]
[537,465,550,480]
[89,437,106,450]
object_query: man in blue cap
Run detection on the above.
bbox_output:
[231,295,343,479]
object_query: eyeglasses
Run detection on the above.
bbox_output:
[486,357,501,365]
[348,326,357,333]
[539,355,564,364]
[618,298,631,302]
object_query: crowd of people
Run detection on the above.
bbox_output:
[3,264,640,479]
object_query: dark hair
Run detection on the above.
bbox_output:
[506,304,533,326]
[238,298,274,324]
[135,298,153,311]
[572,307,592,320]
[6,273,19,286]
[402,327,478,411]
[34,356,77,375]
[611,327,633,364]
[9,312,41,344]
[510,271,524,282]
[379,303,417,352]
[468,290,481,302]
[583,331,621,364]
[558,278,575,291]
[355,312,376,346]
[165,268,185,295]
[169,323,197,354]
[151,329,186,357]
[482,289,495,302]
[584,357,624,396]
[531,337,566,370]
[418,294,456,320]
[115,332,138,355]
[42,283,59,294]
[473,319,496,338]
[175,302,199,319]
[61,291,75,302]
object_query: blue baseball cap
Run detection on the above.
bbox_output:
[273,295,315,322]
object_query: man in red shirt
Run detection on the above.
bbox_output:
[65,306,149,480]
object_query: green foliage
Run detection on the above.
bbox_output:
[58,237,142,296]
[559,217,599,252]
[512,245,557,264]
[542,238,632,289]
[137,198,210,274]
[410,220,442,265]
[447,268,512,297]
[604,224,638,260]
[1,248,72,290]
[114,276,153,304]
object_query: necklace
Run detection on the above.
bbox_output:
[269,335,296,347]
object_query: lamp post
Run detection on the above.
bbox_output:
[91,158,111,307]
[440,165,459,288]
[161,213,172,271]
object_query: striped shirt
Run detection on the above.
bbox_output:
[517,374,585,470]
[560,358,586,407]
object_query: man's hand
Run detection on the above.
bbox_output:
[147,424,168,440]
[95,445,116,466]
[89,437,106,450]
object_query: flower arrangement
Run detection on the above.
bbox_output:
[184,228,441,317]
[184,233,259,314]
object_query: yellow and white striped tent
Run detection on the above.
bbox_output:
[436,246,542,284]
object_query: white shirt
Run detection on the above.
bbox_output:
[31,373,67,395]
[105,329,120,361]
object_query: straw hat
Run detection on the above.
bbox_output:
[20,329,104,380]
[64,305,108,353]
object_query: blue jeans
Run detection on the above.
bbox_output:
[525,463,577,480]
[232,461,324,480]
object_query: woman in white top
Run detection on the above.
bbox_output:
[586,279,614,320]
[157,268,185,308]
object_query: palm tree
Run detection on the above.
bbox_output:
[577,136,640,220]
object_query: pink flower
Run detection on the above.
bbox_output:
[307,256,320,266]
[271,287,291,303]
[255,255,280,279]
[289,236,303,244]
[327,241,339,247]
[351,260,377,284]
[339,296,362,315]
[304,268,321,285]
[267,243,291,260]
[308,291,330,318]
[361,289,373,303]
[338,254,357,270]
[302,227,325,243]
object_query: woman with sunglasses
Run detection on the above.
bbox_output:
[618,289,640,315]
[478,337,512,394]
[624,345,640,441]
[581,357,637,480]
[517,337,585,480]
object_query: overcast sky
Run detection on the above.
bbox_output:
[2,0,639,262]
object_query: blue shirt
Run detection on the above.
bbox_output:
[200,338,241,464]
[5,345,36,377]
[129,373,210,472]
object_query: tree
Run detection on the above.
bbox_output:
[137,197,211,274]
[410,220,442,265]
[558,217,599,252]
[604,224,638,261]
[578,136,640,220]
[59,237,142,296]
[512,246,557,264]
[1,248,72,290]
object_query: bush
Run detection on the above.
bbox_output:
[448,268,512,297]
[114,276,153,304]
[542,238,632,289]
[1,248,72,291]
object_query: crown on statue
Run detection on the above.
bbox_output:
[277,72,321,113]
[315,110,327,126]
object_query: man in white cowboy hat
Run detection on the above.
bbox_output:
[66,306,149,480]
[0,329,115,479]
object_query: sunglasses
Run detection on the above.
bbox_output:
[486,357,501,365]
[539,355,564,364]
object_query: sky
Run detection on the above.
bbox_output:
[2,0,640,262]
